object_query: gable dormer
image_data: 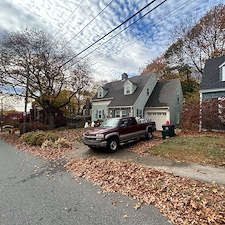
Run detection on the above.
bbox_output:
[123,80,137,95]
[219,61,225,81]
[97,87,108,98]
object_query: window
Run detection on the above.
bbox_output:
[98,91,102,98]
[222,66,225,81]
[219,65,225,81]
[98,110,102,119]
[115,110,120,117]
[122,110,127,117]
[147,88,150,95]
[125,86,131,94]
[121,118,128,127]
[177,93,180,103]
[129,117,137,126]
[139,109,142,118]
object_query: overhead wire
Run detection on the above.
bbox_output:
[66,0,168,68]
[60,0,160,67]
[62,0,116,49]
[50,0,85,42]
[88,0,205,68]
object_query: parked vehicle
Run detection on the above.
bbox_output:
[82,117,156,152]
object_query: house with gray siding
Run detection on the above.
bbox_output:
[92,73,183,130]
[199,55,225,130]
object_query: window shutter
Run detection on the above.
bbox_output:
[102,110,105,119]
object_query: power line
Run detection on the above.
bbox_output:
[60,0,160,67]
[88,0,203,68]
[62,0,116,49]
[51,0,85,41]
[67,0,168,68]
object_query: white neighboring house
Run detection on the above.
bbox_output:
[91,73,183,130]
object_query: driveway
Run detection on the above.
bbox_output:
[67,143,225,186]
[0,139,171,225]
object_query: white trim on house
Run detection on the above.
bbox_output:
[219,61,225,68]
[108,105,133,109]
[92,98,113,102]
[200,88,225,93]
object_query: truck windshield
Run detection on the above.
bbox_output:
[100,118,120,128]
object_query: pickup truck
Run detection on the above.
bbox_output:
[82,117,156,152]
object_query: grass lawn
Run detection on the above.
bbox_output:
[145,135,225,167]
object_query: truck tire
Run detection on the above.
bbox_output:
[107,137,119,153]
[146,130,153,140]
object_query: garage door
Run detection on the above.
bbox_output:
[145,112,167,130]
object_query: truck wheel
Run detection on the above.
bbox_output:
[146,130,153,140]
[107,138,119,153]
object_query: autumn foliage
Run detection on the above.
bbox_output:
[181,99,200,132]
[67,157,225,225]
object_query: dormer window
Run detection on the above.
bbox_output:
[123,80,137,95]
[97,87,108,98]
[222,65,225,81]
[125,86,131,94]
[219,62,225,81]
[98,91,102,98]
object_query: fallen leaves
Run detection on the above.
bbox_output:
[127,131,164,155]
[66,157,225,225]
[0,133,78,159]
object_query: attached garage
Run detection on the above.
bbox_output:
[145,108,169,130]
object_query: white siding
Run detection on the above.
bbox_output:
[145,108,169,130]
[92,100,111,122]
[134,74,157,117]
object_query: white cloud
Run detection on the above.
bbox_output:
[0,0,224,82]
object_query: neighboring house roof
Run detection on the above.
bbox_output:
[145,79,180,107]
[92,73,154,107]
[200,55,225,90]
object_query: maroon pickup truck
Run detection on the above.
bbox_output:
[82,117,156,152]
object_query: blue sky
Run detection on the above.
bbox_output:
[0,0,224,82]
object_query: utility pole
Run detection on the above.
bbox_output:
[0,93,6,131]
[22,66,30,134]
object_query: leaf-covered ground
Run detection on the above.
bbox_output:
[0,132,78,159]
[66,157,225,225]
[0,128,85,159]
[1,129,225,224]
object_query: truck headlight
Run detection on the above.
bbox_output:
[96,134,104,140]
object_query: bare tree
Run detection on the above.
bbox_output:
[165,4,225,81]
[0,28,92,129]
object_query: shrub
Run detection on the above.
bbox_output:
[41,138,71,149]
[55,138,71,148]
[41,140,55,148]
[3,119,21,128]
[21,131,58,146]
[20,122,49,134]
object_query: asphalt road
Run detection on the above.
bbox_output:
[0,139,171,225]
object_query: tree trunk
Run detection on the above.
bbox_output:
[48,113,55,130]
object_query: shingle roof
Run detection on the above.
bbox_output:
[92,73,153,107]
[200,55,225,90]
[145,79,180,107]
